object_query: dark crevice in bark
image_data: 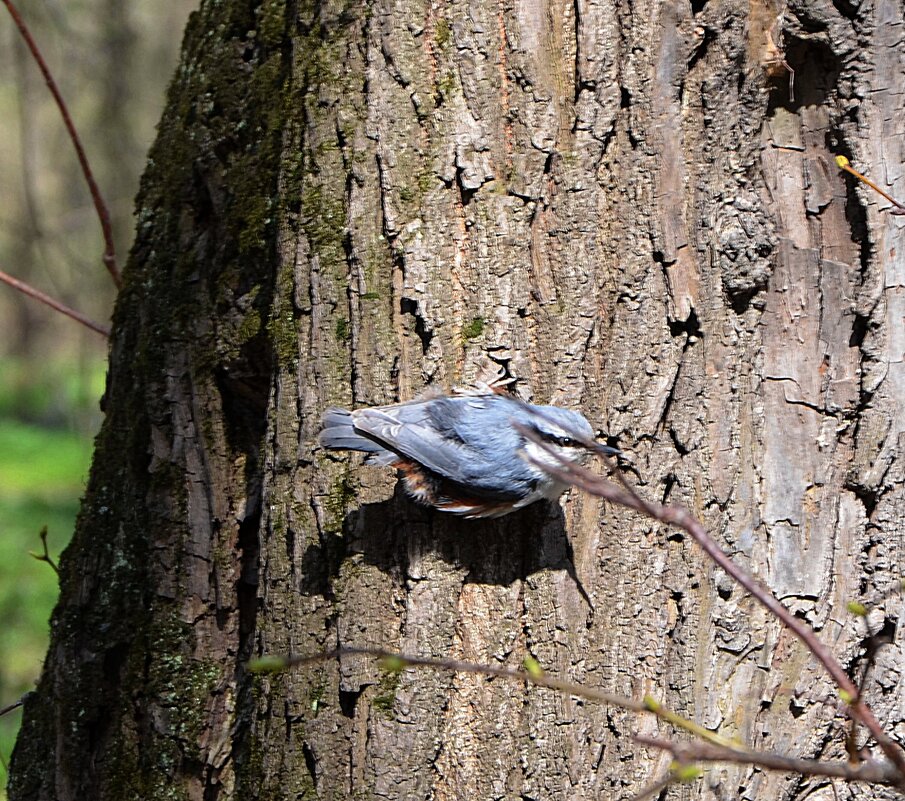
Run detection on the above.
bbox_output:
[338,688,363,718]
[771,36,841,113]
[845,480,878,519]
[237,502,262,654]
[562,534,594,611]
[215,349,272,467]
[455,166,478,206]
[591,118,618,160]
[669,427,690,457]
[301,495,347,598]
[687,26,714,73]
[667,308,702,340]
[858,615,897,672]
[302,742,319,790]
[661,472,678,502]
[848,312,868,348]
[400,296,434,354]
[655,362,681,443]
[830,0,860,21]
[203,767,223,801]
[389,353,401,401]
[343,228,361,404]
[728,280,766,315]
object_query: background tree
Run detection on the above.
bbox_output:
[0,0,195,789]
[9,0,905,799]
[0,0,195,386]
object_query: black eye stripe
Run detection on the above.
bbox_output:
[544,434,576,447]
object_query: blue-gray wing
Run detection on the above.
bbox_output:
[352,397,535,499]
[350,404,474,479]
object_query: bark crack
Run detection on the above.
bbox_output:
[763,375,834,416]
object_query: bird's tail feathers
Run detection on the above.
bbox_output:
[319,408,398,465]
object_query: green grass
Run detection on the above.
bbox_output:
[0,358,105,431]
[0,418,94,791]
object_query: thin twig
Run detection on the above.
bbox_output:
[2,0,122,287]
[835,156,905,216]
[514,422,905,783]
[625,772,679,801]
[250,646,738,748]
[0,696,26,719]
[847,608,897,762]
[251,646,903,789]
[0,268,110,337]
[635,735,902,787]
[29,526,59,574]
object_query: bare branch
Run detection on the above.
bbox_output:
[635,735,902,787]
[625,772,679,801]
[513,421,905,783]
[29,526,59,574]
[0,268,110,337]
[251,646,904,790]
[835,156,905,215]
[0,696,26,719]
[2,0,122,288]
[249,646,736,748]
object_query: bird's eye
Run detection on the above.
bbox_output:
[556,436,577,447]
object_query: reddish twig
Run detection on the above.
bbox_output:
[28,526,59,574]
[625,773,680,801]
[249,646,904,790]
[251,646,740,746]
[0,696,26,719]
[2,0,122,288]
[635,735,902,787]
[514,421,905,784]
[835,156,905,216]
[0,268,110,337]
[256,646,653,713]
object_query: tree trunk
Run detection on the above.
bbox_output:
[10,0,905,799]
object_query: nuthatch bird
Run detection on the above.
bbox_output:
[318,391,618,518]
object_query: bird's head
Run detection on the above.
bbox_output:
[515,406,615,473]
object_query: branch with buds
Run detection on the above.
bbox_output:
[250,405,905,794]
[835,155,905,216]
[248,645,904,790]
[514,415,905,789]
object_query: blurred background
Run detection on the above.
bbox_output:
[0,0,198,790]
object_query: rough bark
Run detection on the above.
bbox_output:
[9,0,905,799]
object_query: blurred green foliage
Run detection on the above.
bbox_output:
[0,0,198,791]
[0,410,94,790]
[0,355,106,785]
[0,357,106,431]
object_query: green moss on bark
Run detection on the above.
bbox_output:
[372,670,401,718]
[9,0,292,798]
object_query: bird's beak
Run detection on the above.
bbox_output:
[593,431,621,458]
